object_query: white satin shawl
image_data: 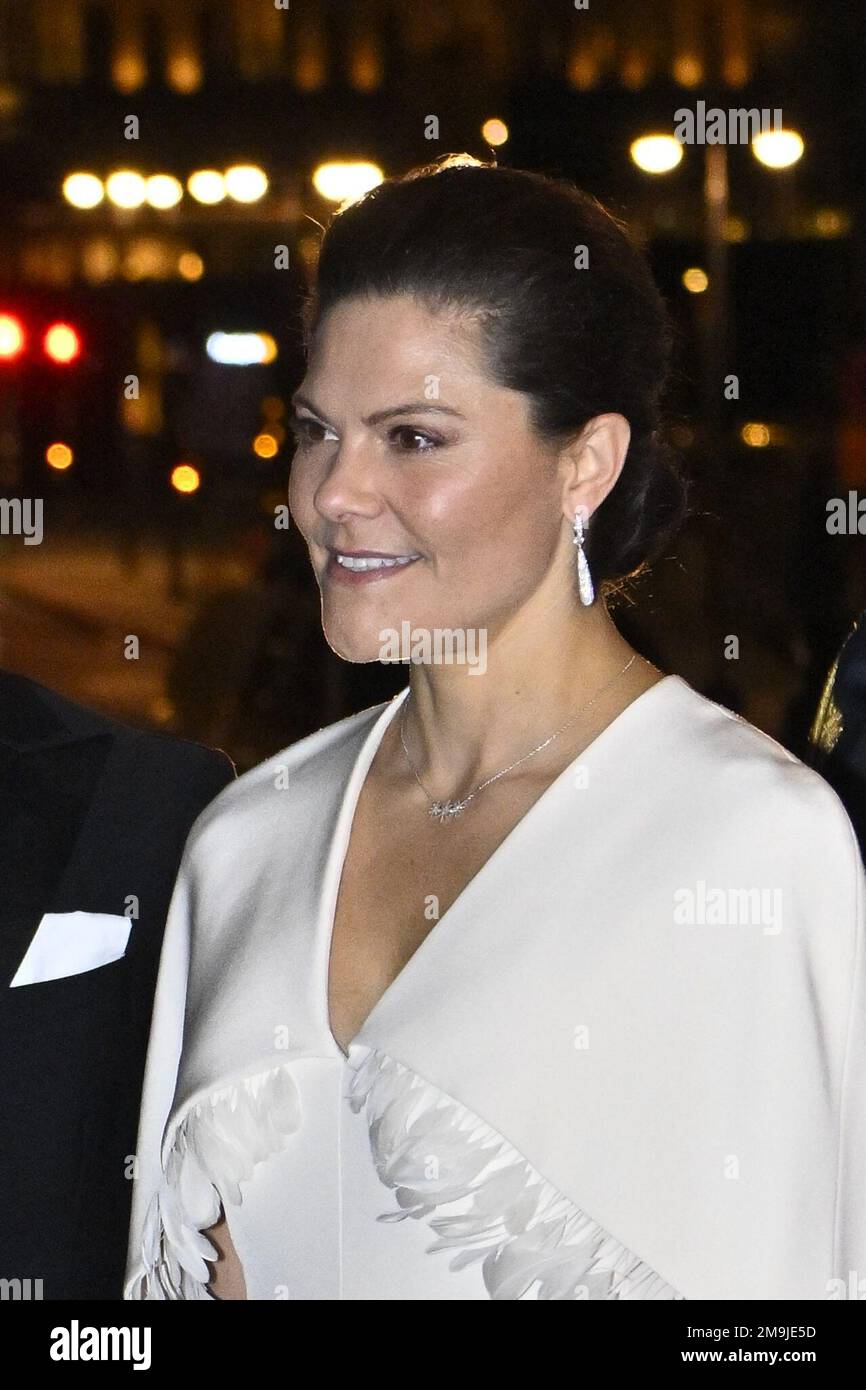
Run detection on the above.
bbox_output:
[124,674,866,1300]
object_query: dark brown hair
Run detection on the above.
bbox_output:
[301,154,689,600]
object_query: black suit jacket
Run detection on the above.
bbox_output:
[0,670,235,1298]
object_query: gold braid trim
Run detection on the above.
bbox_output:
[810,656,844,757]
[808,619,863,757]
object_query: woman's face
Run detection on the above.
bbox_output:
[288,293,570,663]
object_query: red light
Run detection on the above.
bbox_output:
[43,322,81,364]
[0,313,25,361]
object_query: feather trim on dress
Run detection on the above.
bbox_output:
[345,1043,684,1301]
[127,1046,682,1301]
[127,1064,302,1300]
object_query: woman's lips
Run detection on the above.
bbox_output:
[324,552,422,586]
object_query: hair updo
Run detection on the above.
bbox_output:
[301,154,689,600]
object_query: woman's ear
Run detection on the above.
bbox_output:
[559,413,631,524]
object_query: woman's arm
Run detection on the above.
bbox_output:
[205,1208,247,1300]
[833,820,866,1294]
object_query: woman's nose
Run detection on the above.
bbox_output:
[313,444,382,522]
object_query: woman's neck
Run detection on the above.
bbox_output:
[383,601,660,794]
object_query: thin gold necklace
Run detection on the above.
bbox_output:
[399,653,638,824]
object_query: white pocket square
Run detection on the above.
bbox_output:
[10,911,133,987]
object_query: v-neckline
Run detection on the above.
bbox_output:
[320,673,681,1061]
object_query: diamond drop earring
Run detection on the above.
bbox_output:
[572,511,595,606]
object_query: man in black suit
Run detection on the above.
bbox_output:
[0,669,235,1299]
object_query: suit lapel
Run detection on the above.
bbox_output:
[0,675,114,987]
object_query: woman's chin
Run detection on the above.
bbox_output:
[320,621,396,665]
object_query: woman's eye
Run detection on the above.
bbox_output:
[289,417,442,453]
[289,417,334,446]
[389,425,441,453]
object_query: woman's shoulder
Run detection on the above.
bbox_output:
[668,673,832,780]
[179,697,393,858]
[660,675,862,868]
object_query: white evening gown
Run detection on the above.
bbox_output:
[125,675,866,1301]
[222,1054,493,1300]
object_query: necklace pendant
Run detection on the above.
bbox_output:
[428,799,467,824]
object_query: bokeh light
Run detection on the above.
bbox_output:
[253,433,279,458]
[62,172,104,209]
[46,442,74,470]
[43,323,81,363]
[0,312,25,359]
[205,331,277,365]
[630,135,684,173]
[752,129,804,169]
[481,118,509,146]
[187,170,226,204]
[178,251,205,280]
[106,170,148,208]
[224,165,268,203]
[171,463,201,493]
[145,174,184,209]
[741,423,771,448]
[682,267,709,293]
[312,161,384,204]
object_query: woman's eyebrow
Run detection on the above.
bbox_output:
[290,392,465,425]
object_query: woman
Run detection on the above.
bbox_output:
[125,156,866,1301]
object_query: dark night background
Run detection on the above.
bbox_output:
[0,0,864,771]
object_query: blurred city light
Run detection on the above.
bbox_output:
[723,215,749,242]
[752,129,804,169]
[253,432,279,458]
[167,51,202,95]
[205,331,278,365]
[123,239,172,280]
[672,55,704,87]
[0,312,25,359]
[178,251,205,280]
[630,135,684,173]
[741,423,771,447]
[121,383,162,435]
[224,165,268,203]
[187,170,226,204]
[171,463,201,493]
[82,239,120,282]
[312,161,384,204]
[112,50,146,94]
[481,118,509,146]
[812,209,851,237]
[106,170,148,208]
[43,322,81,363]
[145,174,184,209]
[62,172,105,209]
[46,442,74,470]
[682,267,709,293]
